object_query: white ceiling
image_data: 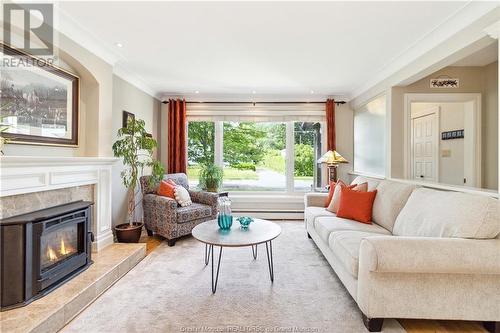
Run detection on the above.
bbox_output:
[452,41,498,67]
[57,2,496,100]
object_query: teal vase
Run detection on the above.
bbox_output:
[217,214,233,230]
[217,197,233,230]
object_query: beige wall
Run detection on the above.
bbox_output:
[390,62,498,190]
[483,61,498,190]
[159,103,168,168]
[111,75,161,226]
[335,104,354,183]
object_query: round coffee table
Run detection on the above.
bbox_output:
[192,218,281,293]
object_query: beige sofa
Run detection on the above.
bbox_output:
[304,176,500,332]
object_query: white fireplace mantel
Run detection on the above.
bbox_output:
[0,156,119,251]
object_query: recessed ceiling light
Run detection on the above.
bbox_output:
[252,90,256,94]
[310,90,315,94]
[115,42,123,48]
[195,90,199,94]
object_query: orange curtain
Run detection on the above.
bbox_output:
[326,99,336,151]
[167,99,187,174]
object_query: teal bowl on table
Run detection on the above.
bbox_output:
[237,216,254,229]
[217,214,233,230]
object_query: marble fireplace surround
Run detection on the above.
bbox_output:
[0,156,118,251]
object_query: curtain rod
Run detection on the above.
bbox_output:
[161,100,346,105]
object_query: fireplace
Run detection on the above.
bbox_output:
[0,201,93,311]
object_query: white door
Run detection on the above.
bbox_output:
[412,113,438,182]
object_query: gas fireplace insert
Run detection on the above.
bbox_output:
[0,201,94,311]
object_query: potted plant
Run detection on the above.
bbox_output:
[199,163,224,192]
[112,118,164,243]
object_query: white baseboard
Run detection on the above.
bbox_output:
[233,210,303,220]
[92,230,114,252]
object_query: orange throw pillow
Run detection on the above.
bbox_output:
[157,180,176,199]
[337,187,377,224]
[326,181,356,213]
[325,181,337,207]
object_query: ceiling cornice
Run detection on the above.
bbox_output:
[349,2,500,103]
[56,4,119,65]
[55,4,161,99]
[484,20,500,39]
[113,64,160,99]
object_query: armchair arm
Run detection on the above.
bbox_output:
[189,190,218,206]
[359,236,500,275]
[304,193,328,208]
[143,193,178,211]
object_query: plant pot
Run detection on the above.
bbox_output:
[207,187,218,192]
[114,222,143,243]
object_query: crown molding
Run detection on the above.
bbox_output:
[349,2,500,103]
[55,4,119,65]
[55,4,160,99]
[484,20,500,39]
[351,3,500,108]
[113,64,160,99]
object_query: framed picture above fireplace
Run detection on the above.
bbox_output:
[0,43,79,147]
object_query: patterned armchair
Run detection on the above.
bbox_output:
[140,173,218,246]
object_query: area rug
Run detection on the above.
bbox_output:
[63,221,405,333]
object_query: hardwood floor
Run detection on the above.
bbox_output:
[400,320,487,333]
[139,233,163,255]
[140,234,488,333]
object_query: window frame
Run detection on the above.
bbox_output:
[186,103,327,194]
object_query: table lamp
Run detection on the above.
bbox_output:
[317,150,349,182]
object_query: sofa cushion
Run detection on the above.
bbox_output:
[372,180,417,232]
[351,176,380,191]
[337,187,377,224]
[393,188,500,239]
[304,206,336,231]
[314,216,391,244]
[328,231,387,278]
[176,203,212,223]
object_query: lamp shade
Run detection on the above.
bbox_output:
[317,150,348,164]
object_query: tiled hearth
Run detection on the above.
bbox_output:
[0,243,146,333]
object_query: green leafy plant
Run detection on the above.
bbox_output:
[294,144,314,177]
[199,164,224,192]
[112,118,164,225]
[233,162,256,171]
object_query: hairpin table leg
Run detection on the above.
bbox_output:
[204,244,210,266]
[251,244,258,260]
[211,245,223,294]
[265,241,274,282]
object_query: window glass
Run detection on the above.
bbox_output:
[187,121,215,188]
[222,122,286,191]
[294,122,322,191]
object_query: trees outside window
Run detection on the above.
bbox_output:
[187,121,215,187]
[187,120,322,192]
